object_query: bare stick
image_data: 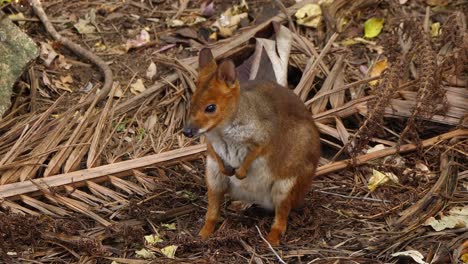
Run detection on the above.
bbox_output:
[29,0,113,108]
[255,226,286,264]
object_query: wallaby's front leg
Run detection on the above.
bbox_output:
[235,145,265,179]
[207,142,234,176]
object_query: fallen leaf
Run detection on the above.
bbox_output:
[366,144,386,153]
[211,0,249,37]
[250,25,292,86]
[200,1,215,17]
[364,17,385,38]
[144,113,158,131]
[368,169,399,191]
[424,206,468,231]
[295,4,322,28]
[135,248,156,259]
[130,79,146,95]
[146,62,157,80]
[53,74,74,93]
[161,223,176,230]
[399,0,409,4]
[431,22,441,37]
[125,30,150,51]
[74,17,96,34]
[160,245,177,259]
[391,250,428,264]
[168,16,206,27]
[39,42,59,67]
[56,55,72,70]
[461,253,468,263]
[8,12,25,25]
[144,234,163,245]
[369,58,387,86]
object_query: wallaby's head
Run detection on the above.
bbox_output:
[183,48,239,138]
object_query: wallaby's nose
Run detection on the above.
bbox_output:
[182,125,197,138]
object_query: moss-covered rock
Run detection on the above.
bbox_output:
[0,11,39,118]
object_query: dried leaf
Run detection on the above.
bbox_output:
[74,16,96,34]
[212,1,249,37]
[424,206,468,231]
[146,62,157,80]
[364,17,384,38]
[295,4,322,28]
[130,79,146,95]
[160,245,177,259]
[125,30,150,51]
[168,16,206,27]
[144,234,163,245]
[251,25,292,86]
[135,248,156,259]
[200,1,215,17]
[53,75,74,93]
[369,58,388,86]
[368,169,399,191]
[431,22,441,37]
[39,42,59,67]
[161,223,176,230]
[391,250,428,264]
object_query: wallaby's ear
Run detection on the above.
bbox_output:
[217,60,237,88]
[199,48,215,69]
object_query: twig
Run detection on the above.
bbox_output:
[273,0,297,34]
[29,0,113,108]
[255,225,287,264]
[316,129,468,176]
[313,190,391,203]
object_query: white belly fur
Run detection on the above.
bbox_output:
[207,133,275,210]
[228,157,274,209]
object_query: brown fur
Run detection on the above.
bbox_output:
[184,48,320,246]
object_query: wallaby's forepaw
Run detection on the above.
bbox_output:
[234,168,247,179]
[222,164,235,176]
[266,229,281,247]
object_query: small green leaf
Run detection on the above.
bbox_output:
[135,248,156,259]
[161,245,178,259]
[161,223,176,230]
[144,234,163,245]
[364,17,385,38]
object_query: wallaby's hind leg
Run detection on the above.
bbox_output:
[266,198,292,246]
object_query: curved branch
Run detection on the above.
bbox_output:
[29,0,113,107]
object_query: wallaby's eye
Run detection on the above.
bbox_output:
[205,104,217,113]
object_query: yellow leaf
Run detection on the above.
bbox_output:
[364,17,384,38]
[369,58,388,86]
[461,253,468,263]
[161,245,177,259]
[161,223,176,230]
[130,79,146,95]
[368,169,399,191]
[144,234,163,245]
[295,4,322,28]
[135,248,156,259]
[431,22,441,37]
